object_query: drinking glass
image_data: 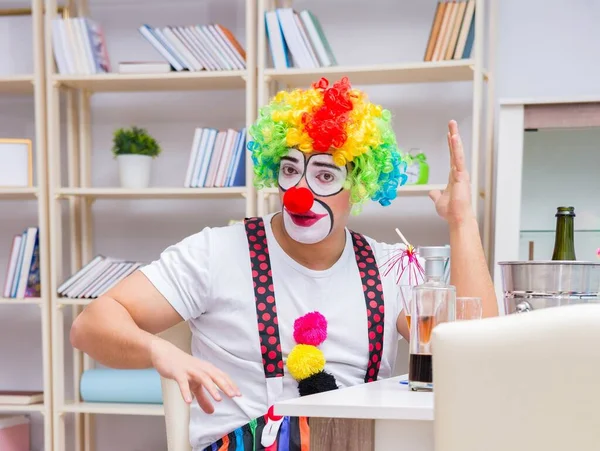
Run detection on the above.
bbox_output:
[408,284,455,391]
[456,297,482,321]
[398,285,414,330]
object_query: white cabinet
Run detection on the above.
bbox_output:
[493,98,600,313]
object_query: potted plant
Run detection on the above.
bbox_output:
[112,126,162,189]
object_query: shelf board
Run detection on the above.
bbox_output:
[56,297,91,306]
[264,60,486,86]
[0,75,34,94]
[261,184,444,196]
[0,187,38,200]
[0,297,43,305]
[61,401,164,416]
[0,402,45,413]
[57,187,248,200]
[52,70,247,92]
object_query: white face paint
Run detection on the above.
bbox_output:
[278,149,348,244]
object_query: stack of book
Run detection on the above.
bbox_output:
[264,8,337,70]
[138,23,246,71]
[57,255,141,300]
[50,16,111,75]
[423,0,475,62]
[183,127,246,188]
[2,227,40,299]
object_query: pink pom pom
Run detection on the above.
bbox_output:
[293,311,328,346]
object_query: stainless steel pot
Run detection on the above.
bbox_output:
[498,261,600,314]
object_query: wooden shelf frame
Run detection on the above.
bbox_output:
[0,75,35,94]
[255,0,497,262]
[44,1,257,450]
[0,1,498,450]
[0,2,54,451]
[56,186,249,200]
[52,70,247,92]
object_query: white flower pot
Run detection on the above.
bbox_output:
[117,154,153,189]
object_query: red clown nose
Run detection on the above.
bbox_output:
[283,187,314,214]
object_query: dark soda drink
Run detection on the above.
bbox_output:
[409,353,433,390]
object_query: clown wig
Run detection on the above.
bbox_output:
[247,76,408,210]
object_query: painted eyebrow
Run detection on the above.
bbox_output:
[310,161,342,172]
[280,155,301,164]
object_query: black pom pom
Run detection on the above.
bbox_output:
[298,371,339,396]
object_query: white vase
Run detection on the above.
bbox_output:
[117,154,153,189]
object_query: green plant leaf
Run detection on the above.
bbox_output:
[111,126,162,158]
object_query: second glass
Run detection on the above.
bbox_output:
[408,284,455,391]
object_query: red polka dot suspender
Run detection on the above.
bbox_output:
[244,217,284,379]
[349,231,386,383]
[243,217,385,383]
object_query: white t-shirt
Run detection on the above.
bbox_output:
[140,212,407,450]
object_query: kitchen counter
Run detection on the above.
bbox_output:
[274,375,435,451]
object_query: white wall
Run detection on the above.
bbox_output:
[1,0,599,450]
[519,127,600,262]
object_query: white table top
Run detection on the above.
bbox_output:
[274,375,434,421]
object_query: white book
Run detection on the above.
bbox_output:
[51,18,70,74]
[177,27,215,70]
[294,13,319,67]
[65,258,113,298]
[205,25,242,70]
[194,129,217,188]
[161,27,201,71]
[90,262,134,298]
[214,24,246,69]
[214,129,238,187]
[16,227,38,298]
[204,131,227,187]
[10,232,27,297]
[3,235,22,298]
[184,128,203,187]
[138,25,184,71]
[170,26,206,70]
[185,25,227,70]
[74,18,96,73]
[92,262,141,298]
[80,261,122,298]
[265,11,288,69]
[299,10,332,67]
[276,8,315,69]
[57,255,104,294]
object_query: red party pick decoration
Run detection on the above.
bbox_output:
[283,187,314,214]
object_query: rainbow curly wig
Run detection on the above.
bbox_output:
[247,77,408,210]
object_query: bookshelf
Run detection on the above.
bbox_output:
[44,0,257,450]
[255,0,496,261]
[0,0,498,450]
[0,2,53,451]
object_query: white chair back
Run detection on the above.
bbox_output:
[432,304,600,451]
[158,321,193,451]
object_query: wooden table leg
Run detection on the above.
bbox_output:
[309,418,375,451]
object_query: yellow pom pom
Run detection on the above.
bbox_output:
[287,344,325,381]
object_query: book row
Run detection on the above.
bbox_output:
[423,0,476,62]
[265,8,337,70]
[183,127,246,188]
[50,16,246,75]
[2,227,41,299]
[50,17,111,75]
[57,255,141,300]
[137,23,246,72]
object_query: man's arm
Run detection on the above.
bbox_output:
[429,120,499,318]
[449,217,498,318]
[70,270,183,369]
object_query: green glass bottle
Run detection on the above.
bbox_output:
[551,206,576,261]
